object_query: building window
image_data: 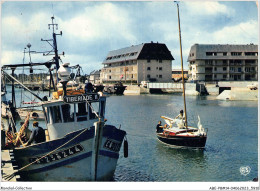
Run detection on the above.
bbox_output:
[251,67,255,71]
[147,59,151,63]
[245,52,258,56]
[230,67,234,71]
[214,74,217,78]
[214,67,217,71]
[109,76,111,79]
[147,67,151,71]
[245,67,250,72]
[230,74,234,78]
[223,52,227,56]
[147,74,150,78]
[223,74,227,78]
[159,75,162,78]
[159,67,162,70]
[223,60,227,64]
[245,60,255,64]
[223,67,227,71]
[231,52,242,56]
[206,52,217,56]
[205,67,212,72]
[205,60,213,65]
[238,67,242,72]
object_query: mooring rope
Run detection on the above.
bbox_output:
[3,94,102,181]
[3,126,90,181]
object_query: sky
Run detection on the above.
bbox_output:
[1,1,259,75]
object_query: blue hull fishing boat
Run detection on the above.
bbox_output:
[2,17,128,181]
[3,64,127,181]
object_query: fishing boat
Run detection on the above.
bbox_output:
[2,17,128,181]
[156,2,207,148]
[3,63,127,181]
[103,82,126,95]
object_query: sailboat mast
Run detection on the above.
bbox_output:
[176,2,188,128]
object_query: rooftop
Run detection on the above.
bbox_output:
[102,42,174,64]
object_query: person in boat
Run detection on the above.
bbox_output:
[156,121,164,133]
[175,110,186,128]
[85,80,94,93]
[175,110,185,120]
[24,121,46,146]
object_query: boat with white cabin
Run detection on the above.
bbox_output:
[4,63,128,181]
[2,16,128,181]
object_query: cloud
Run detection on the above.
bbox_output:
[2,12,53,51]
[184,1,234,16]
[60,3,137,44]
[1,50,22,65]
[1,1,258,72]
[212,20,258,43]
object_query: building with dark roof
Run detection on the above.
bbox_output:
[100,42,174,83]
[187,44,258,81]
[89,70,101,84]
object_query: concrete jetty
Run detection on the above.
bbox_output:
[1,150,20,182]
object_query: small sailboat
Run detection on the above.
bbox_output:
[156,2,207,148]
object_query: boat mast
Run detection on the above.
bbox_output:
[42,16,63,85]
[176,2,188,128]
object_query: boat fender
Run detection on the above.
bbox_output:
[123,137,128,158]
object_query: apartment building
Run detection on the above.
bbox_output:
[187,44,258,81]
[100,42,174,84]
[88,70,101,84]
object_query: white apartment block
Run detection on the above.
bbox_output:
[187,44,258,81]
[100,42,174,84]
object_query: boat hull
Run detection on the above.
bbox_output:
[13,125,126,181]
[157,133,207,148]
[103,86,126,95]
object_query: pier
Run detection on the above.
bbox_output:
[1,150,20,182]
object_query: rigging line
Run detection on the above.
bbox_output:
[3,127,90,180]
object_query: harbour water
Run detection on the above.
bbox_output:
[107,94,258,182]
[3,87,258,182]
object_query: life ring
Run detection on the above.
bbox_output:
[32,112,39,118]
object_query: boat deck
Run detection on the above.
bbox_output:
[1,149,20,182]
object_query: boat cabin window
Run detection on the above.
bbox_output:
[75,103,88,122]
[61,104,75,122]
[89,102,99,120]
[100,100,105,118]
[49,105,62,123]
